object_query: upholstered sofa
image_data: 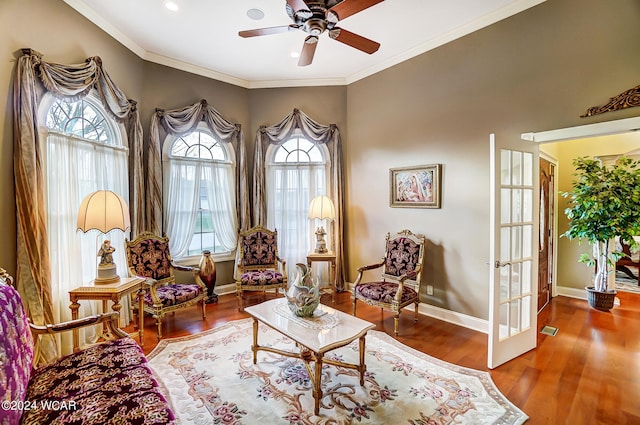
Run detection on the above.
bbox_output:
[0,269,175,425]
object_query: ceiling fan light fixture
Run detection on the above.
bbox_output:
[247,8,265,20]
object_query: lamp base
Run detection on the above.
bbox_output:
[95,263,120,284]
[314,226,328,253]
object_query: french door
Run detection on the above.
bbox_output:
[488,134,539,369]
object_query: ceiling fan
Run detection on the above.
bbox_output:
[239,0,384,66]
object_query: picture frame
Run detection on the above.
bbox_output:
[389,164,441,208]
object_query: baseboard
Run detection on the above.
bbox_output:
[416,303,488,334]
[555,285,588,300]
[214,282,237,296]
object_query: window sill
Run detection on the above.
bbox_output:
[174,251,236,266]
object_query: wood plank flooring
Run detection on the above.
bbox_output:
[129,290,640,425]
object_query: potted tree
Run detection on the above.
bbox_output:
[562,156,640,310]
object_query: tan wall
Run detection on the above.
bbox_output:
[2,0,640,320]
[344,0,640,319]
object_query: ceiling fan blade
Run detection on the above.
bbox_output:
[287,0,309,12]
[298,36,319,66]
[239,25,298,38]
[329,28,380,54]
[328,0,384,21]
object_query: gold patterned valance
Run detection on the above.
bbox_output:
[581,84,640,117]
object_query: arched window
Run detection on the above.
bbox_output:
[163,127,238,259]
[266,133,330,266]
[42,93,130,337]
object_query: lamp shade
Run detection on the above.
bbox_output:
[77,190,131,233]
[308,195,335,220]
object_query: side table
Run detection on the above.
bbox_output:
[307,251,337,303]
[69,276,145,351]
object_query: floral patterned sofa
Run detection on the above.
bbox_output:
[0,269,175,425]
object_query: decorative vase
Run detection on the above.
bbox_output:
[199,250,218,304]
[286,263,320,317]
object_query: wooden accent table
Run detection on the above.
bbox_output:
[245,298,375,415]
[306,251,337,303]
[69,276,145,351]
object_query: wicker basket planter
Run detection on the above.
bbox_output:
[585,286,617,311]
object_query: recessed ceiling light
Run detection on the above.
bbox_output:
[247,8,265,20]
[290,51,300,58]
[165,1,179,12]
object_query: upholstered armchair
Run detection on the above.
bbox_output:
[352,229,426,336]
[235,226,288,311]
[124,232,207,340]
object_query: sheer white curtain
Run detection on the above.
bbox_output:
[164,159,238,256]
[202,162,238,251]
[266,163,327,269]
[44,131,130,355]
[164,159,200,257]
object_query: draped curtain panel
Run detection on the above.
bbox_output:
[149,99,250,236]
[12,49,144,363]
[253,109,346,290]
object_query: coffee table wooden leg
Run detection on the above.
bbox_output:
[314,356,323,415]
[252,319,258,364]
[359,335,367,385]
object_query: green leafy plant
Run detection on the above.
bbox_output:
[562,156,640,292]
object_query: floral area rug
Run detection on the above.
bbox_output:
[147,318,527,425]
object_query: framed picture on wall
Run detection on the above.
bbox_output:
[389,164,442,208]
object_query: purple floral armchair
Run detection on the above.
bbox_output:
[0,268,175,425]
[124,232,207,340]
[235,226,288,311]
[352,229,426,335]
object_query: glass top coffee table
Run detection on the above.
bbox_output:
[244,298,375,416]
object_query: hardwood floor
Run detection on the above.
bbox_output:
[129,290,640,425]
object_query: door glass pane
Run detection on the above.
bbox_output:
[501,150,511,185]
[501,188,511,224]
[499,303,509,339]
[522,260,532,294]
[512,152,522,186]
[511,226,522,260]
[500,265,510,301]
[500,227,510,262]
[511,262,521,297]
[522,225,533,258]
[512,189,522,222]
[510,299,521,335]
[523,152,533,186]
[523,189,533,222]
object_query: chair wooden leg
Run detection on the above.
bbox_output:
[394,314,399,336]
[156,318,163,341]
[414,302,419,323]
[237,289,244,311]
[352,297,357,316]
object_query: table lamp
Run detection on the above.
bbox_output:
[308,195,335,253]
[77,190,131,284]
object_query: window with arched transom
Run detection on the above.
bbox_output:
[265,133,331,266]
[163,126,238,260]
